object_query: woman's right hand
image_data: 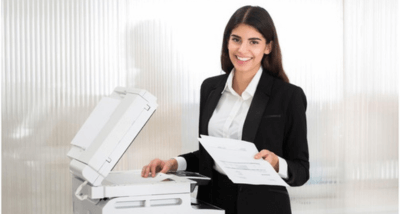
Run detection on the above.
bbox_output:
[141,158,178,178]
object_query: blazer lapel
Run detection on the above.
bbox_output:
[242,72,274,143]
[200,76,227,135]
[199,75,227,177]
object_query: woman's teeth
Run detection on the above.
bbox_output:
[237,56,251,61]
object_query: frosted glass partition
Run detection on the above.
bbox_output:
[2,0,398,214]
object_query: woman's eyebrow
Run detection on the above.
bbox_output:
[231,34,241,39]
[231,34,262,41]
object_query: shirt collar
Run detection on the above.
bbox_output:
[222,66,263,100]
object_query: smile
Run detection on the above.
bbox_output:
[236,56,252,62]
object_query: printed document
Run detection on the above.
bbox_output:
[199,135,288,186]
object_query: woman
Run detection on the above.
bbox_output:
[142,5,309,214]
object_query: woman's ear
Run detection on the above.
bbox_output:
[264,41,273,55]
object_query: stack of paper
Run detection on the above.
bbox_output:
[199,135,288,186]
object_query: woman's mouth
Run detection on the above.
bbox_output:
[236,56,252,64]
[236,56,252,62]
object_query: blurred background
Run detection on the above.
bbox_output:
[1,0,398,213]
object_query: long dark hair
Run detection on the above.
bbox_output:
[221,6,289,83]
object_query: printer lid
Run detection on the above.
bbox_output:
[67,87,158,186]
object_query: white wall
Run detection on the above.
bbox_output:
[2,0,398,213]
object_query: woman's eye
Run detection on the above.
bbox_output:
[232,38,240,43]
[250,41,259,45]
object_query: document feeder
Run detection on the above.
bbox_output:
[67,87,223,214]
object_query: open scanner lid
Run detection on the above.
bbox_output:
[67,87,158,186]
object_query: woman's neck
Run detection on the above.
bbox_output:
[232,69,257,96]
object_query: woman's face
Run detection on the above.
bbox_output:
[228,23,271,75]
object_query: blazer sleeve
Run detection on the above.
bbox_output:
[178,78,210,173]
[179,150,199,172]
[283,87,310,186]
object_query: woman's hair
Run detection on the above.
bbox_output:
[221,6,289,83]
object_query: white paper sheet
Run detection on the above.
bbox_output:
[199,135,289,186]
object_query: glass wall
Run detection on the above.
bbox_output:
[2,0,398,213]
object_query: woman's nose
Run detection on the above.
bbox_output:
[238,43,248,54]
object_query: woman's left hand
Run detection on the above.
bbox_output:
[254,150,279,172]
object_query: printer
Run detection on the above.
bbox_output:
[67,87,224,214]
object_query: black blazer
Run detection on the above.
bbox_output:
[180,71,309,213]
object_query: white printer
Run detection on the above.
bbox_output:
[67,87,224,214]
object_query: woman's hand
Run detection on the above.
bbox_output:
[141,158,178,178]
[254,150,279,172]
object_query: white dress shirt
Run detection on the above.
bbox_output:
[176,67,288,179]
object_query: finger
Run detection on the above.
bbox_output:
[150,163,158,177]
[141,165,147,177]
[142,166,147,177]
[144,165,151,178]
[255,149,267,159]
[146,160,156,178]
[255,150,269,159]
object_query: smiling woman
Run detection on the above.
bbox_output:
[2,0,398,213]
[142,5,309,214]
[0,0,400,214]
[228,24,272,95]
[221,6,289,83]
